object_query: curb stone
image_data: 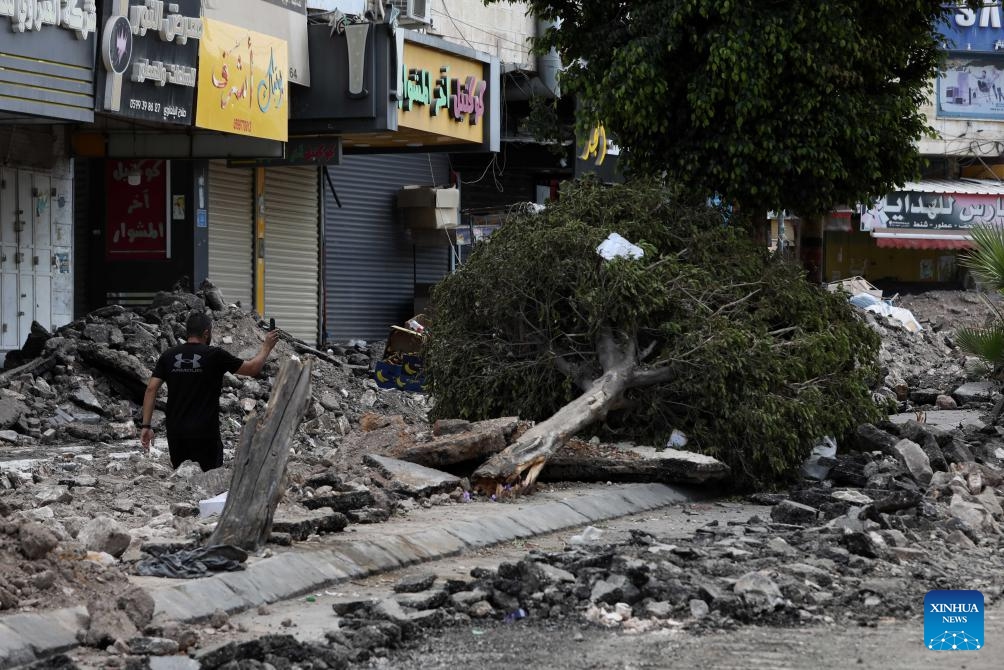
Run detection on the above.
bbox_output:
[0,482,710,668]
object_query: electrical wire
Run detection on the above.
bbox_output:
[437,1,479,53]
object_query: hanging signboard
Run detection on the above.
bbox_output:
[105,160,170,261]
[937,54,1004,120]
[862,190,1004,230]
[939,2,1004,52]
[195,18,289,141]
[0,0,98,122]
[201,0,309,86]
[226,136,342,167]
[96,0,202,125]
[397,40,489,144]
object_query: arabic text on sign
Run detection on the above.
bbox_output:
[128,0,202,45]
[0,0,98,39]
[400,64,486,126]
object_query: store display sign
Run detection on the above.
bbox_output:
[0,0,98,121]
[939,3,1004,52]
[195,18,288,142]
[937,53,1004,119]
[105,159,169,261]
[200,0,309,86]
[227,136,341,167]
[96,0,202,124]
[862,190,1004,230]
[397,41,489,144]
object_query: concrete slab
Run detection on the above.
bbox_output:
[889,410,984,430]
[0,622,35,669]
[397,528,466,560]
[174,576,252,615]
[1,611,79,655]
[369,535,429,566]
[561,491,638,522]
[310,549,368,580]
[213,571,275,607]
[330,541,404,573]
[151,587,205,622]
[517,501,592,532]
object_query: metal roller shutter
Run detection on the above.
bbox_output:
[264,166,319,345]
[207,161,254,310]
[324,153,450,342]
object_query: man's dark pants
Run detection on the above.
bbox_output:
[167,434,224,472]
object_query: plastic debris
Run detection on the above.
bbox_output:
[597,232,645,261]
[305,596,317,603]
[848,293,922,333]
[569,526,603,545]
[801,436,837,480]
[133,544,248,579]
[667,429,688,449]
[503,608,527,623]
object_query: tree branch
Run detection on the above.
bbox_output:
[550,352,593,393]
[630,365,676,388]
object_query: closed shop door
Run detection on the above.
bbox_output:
[207,161,254,310]
[324,154,450,342]
[0,166,73,358]
[264,166,319,344]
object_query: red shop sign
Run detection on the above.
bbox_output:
[105,160,169,261]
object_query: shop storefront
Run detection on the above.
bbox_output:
[0,4,97,363]
[825,180,1004,286]
[291,26,500,342]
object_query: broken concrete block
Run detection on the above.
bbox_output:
[19,522,58,559]
[79,516,132,558]
[770,500,818,525]
[891,439,933,486]
[364,454,460,497]
[952,381,997,405]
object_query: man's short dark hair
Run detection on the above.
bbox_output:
[185,312,213,337]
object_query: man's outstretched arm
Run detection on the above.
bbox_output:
[140,377,163,450]
[236,330,280,377]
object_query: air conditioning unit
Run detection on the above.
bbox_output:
[390,0,431,26]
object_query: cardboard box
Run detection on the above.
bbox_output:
[397,186,460,209]
[401,207,459,230]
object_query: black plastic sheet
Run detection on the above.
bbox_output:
[134,544,248,579]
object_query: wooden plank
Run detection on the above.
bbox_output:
[208,357,313,551]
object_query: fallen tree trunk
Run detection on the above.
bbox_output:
[386,417,520,469]
[208,356,312,551]
[472,333,640,496]
[539,442,730,486]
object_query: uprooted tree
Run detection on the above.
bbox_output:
[426,180,881,493]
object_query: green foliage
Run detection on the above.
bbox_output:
[962,225,1004,292]
[958,226,1004,372]
[426,180,881,488]
[509,0,961,216]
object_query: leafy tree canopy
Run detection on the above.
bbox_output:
[427,180,881,488]
[505,0,970,216]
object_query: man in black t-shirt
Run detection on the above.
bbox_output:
[140,312,279,471]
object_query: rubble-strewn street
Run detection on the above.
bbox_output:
[0,288,1001,668]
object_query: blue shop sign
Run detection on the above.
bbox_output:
[940,3,1004,52]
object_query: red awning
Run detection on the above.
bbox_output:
[874,237,974,250]
[870,228,974,250]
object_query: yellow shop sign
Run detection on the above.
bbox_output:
[195,18,288,142]
[398,41,488,144]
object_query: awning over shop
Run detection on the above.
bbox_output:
[871,228,974,250]
[864,179,1004,248]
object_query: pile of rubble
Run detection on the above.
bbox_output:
[145,415,1004,668]
[0,288,429,450]
[852,290,998,411]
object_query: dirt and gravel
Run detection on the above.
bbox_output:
[3,288,1004,668]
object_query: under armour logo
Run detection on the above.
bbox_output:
[174,353,202,370]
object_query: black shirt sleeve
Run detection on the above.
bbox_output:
[213,347,245,375]
[152,351,170,380]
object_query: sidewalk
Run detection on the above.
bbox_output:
[0,482,710,668]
